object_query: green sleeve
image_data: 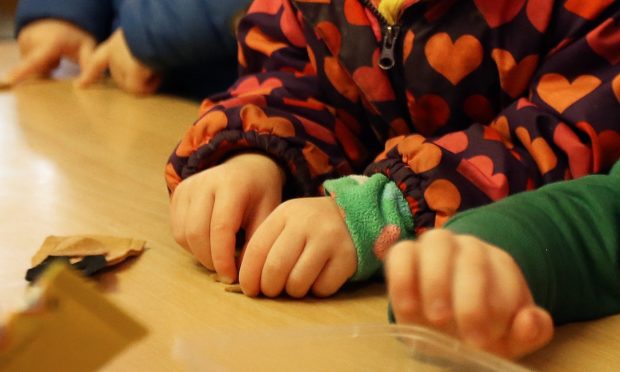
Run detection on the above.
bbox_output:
[444,162,620,324]
[323,174,414,281]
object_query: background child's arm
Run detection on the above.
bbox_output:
[6,19,96,84]
[116,0,252,71]
[15,0,114,43]
[76,29,162,95]
[443,160,620,324]
[6,0,113,84]
[386,230,554,359]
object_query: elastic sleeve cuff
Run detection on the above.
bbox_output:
[323,174,414,281]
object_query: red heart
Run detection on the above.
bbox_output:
[474,0,525,28]
[352,51,395,102]
[586,18,620,65]
[526,0,553,33]
[324,56,360,102]
[456,155,509,201]
[564,0,614,20]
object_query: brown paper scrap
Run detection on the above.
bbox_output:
[31,235,146,267]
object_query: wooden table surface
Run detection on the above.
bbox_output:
[1,41,619,371]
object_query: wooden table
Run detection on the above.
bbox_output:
[1,41,619,371]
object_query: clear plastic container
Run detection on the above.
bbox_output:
[173,324,531,371]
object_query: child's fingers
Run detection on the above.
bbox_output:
[311,247,356,297]
[77,39,96,71]
[452,236,493,347]
[5,47,58,85]
[169,180,192,250]
[244,196,278,240]
[184,192,215,271]
[484,247,528,343]
[285,242,330,298]
[417,230,456,325]
[386,241,422,324]
[500,306,554,358]
[239,212,284,296]
[209,189,246,283]
[76,43,110,88]
[121,69,159,95]
[260,225,305,297]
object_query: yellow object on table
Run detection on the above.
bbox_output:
[0,263,147,371]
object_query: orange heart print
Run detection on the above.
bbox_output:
[536,73,601,114]
[425,33,483,85]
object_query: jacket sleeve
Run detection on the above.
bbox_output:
[366,5,620,235]
[15,0,115,42]
[323,4,620,281]
[119,0,252,71]
[444,160,620,324]
[166,0,367,196]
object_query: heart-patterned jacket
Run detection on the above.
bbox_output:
[167,0,620,235]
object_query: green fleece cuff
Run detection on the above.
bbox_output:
[323,174,414,281]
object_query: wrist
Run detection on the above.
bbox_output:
[323,174,414,281]
[225,153,286,189]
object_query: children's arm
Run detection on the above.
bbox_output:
[5,19,97,85]
[443,161,620,324]
[15,0,114,42]
[118,0,252,70]
[386,230,554,359]
[166,0,366,196]
[75,29,162,95]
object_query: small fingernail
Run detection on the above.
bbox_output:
[218,275,234,284]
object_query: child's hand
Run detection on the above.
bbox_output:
[76,29,161,95]
[5,19,96,85]
[239,197,357,298]
[170,153,285,284]
[386,229,553,359]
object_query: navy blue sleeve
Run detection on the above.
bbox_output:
[119,0,251,70]
[15,0,115,42]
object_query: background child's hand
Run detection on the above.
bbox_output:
[386,229,554,358]
[170,153,285,284]
[77,29,161,95]
[5,19,96,85]
[239,196,357,298]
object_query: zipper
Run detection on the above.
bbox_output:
[359,0,402,71]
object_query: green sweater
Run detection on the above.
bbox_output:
[324,161,620,324]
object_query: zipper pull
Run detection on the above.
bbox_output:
[378,25,400,70]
